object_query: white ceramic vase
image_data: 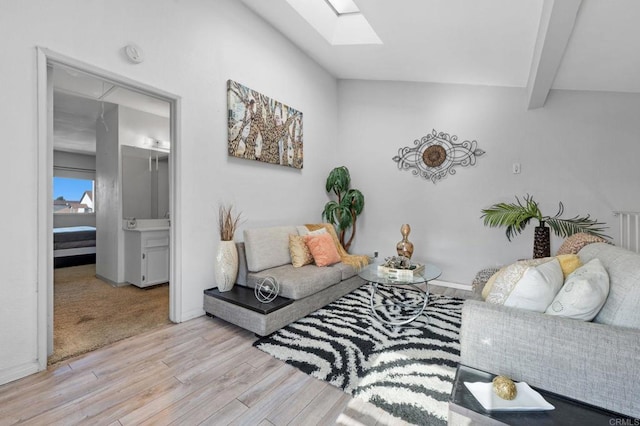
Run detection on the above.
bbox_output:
[214,240,238,292]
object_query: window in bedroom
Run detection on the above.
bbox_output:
[53,177,95,214]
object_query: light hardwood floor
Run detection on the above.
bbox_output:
[0,316,412,425]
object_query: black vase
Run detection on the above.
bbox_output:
[534,225,550,258]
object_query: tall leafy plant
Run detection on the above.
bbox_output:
[322,166,365,252]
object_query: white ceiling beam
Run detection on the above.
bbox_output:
[527,0,582,109]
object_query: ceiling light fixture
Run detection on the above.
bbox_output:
[324,0,360,16]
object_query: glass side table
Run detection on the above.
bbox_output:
[358,261,442,326]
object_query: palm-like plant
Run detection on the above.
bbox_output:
[481,195,608,257]
[322,166,364,252]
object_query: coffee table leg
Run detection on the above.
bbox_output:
[369,281,429,326]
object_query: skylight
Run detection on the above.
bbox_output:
[286,0,382,46]
[325,0,360,16]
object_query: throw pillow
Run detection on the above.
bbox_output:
[482,254,582,300]
[304,233,341,267]
[296,226,327,236]
[545,258,610,321]
[485,257,551,304]
[556,254,582,279]
[289,234,314,268]
[502,258,564,312]
[486,258,564,312]
[556,233,609,256]
[481,269,503,300]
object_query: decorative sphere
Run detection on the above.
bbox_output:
[255,277,279,303]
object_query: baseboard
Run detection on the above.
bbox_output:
[180,308,205,323]
[0,360,41,386]
[95,274,128,288]
[430,279,472,291]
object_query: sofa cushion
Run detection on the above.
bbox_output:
[244,226,298,272]
[332,262,357,280]
[247,263,342,300]
[545,258,610,321]
[579,243,640,328]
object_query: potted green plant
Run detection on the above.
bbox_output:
[215,204,243,292]
[481,194,608,258]
[322,166,365,252]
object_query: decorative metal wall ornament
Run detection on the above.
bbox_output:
[392,129,485,183]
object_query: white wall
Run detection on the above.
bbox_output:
[339,80,640,284]
[95,107,122,284]
[0,0,338,383]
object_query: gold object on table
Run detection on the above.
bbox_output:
[396,224,414,259]
[492,375,517,400]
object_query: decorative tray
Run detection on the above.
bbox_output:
[377,263,425,279]
[464,382,555,411]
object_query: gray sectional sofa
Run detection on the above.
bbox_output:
[459,243,640,418]
[203,225,367,336]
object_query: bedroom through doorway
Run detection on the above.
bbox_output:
[46,55,177,365]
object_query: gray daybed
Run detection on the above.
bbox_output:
[459,242,640,419]
[203,225,367,336]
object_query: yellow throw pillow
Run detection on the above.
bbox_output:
[556,254,582,279]
[289,234,313,268]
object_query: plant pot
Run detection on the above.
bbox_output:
[214,240,238,292]
[533,226,550,258]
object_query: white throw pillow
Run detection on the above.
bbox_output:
[502,258,564,312]
[545,258,610,321]
[296,226,327,236]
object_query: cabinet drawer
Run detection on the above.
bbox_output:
[144,236,169,248]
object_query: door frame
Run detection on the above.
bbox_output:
[36,47,182,368]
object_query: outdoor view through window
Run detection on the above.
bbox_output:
[53,177,95,214]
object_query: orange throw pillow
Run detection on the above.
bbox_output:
[304,233,341,267]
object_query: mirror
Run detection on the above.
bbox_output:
[122,145,169,219]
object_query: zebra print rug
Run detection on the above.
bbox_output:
[253,285,464,426]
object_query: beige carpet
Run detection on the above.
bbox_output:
[50,264,170,365]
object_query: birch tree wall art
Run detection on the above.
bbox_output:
[227,80,303,169]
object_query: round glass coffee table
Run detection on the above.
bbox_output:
[358,261,442,326]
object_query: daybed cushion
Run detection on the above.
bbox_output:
[247,263,343,300]
[244,226,298,272]
[578,243,640,328]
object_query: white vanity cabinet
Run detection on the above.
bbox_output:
[124,228,169,287]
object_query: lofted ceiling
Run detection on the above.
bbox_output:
[240,0,640,102]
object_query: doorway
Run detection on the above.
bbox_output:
[36,48,182,368]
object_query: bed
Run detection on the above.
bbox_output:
[54,226,96,268]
